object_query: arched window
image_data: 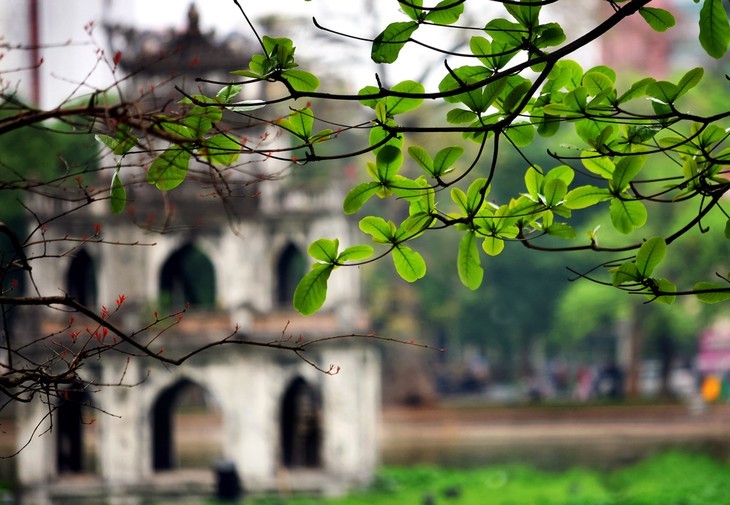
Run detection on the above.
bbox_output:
[66,249,97,307]
[160,244,216,309]
[151,379,222,471]
[276,243,305,307]
[280,378,322,468]
[56,387,97,475]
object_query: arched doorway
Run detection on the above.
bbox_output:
[151,379,222,471]
[280,378,322,468]
[66,249,97,307]
[56,387,98,475]
[159,243,216,310]
[276,243,305,307]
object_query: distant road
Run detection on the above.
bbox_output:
[380,403,730,469]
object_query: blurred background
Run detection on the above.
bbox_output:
[1,0,729,504]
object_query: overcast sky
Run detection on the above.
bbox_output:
[1,0,600,108]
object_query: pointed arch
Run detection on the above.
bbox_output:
[151,378,222,471]
[56,387,97,475]
[66,249,97,307]
[160,243,216,309]
[276,243,305,307]
[280,377,322,468]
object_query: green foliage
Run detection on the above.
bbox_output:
[89,0,730,315]
[699,0,730,58]
[293,239,374,315]
[639,7,676,32]
[242,452,730,505]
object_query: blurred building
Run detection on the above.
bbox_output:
[13,4,379,504]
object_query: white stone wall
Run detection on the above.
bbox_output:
[16,183,380,502]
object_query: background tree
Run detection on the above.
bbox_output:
[2,0,730,415]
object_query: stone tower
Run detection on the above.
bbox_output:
[15,6,379,504]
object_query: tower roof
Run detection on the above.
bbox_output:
[105,4,256,77]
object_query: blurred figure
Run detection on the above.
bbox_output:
[574,365,594,402]
[595,362,624,400]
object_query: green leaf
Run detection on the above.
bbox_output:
[564,185,612,209]
[586,65,616,84]
[675,67,704,99]
[647,81,679,104]
[699,0,730,58]
[408,146,434,176]
[451,187,469,215]
[337,245,374,263]
[216,84,242,103]
[293,263,334,315]
[157,120,194,140]
[545,222,576,239]
[262,36,294,60]
[525,166,544,200]
[280,107,314,140]
[505,0,541,29]
[312,128,334,143]
[609,198,647,234]
[390,175,425,202]
[369,120,403,154]
[636,237,666,278]
[694,282,730,303]
[432,146,464,177]
[466,178,489,213]
[372,21,419,64]
[95,129,137,156]
[612,262,642,286]
[375,101,388,124]
[541,179,567,207]
[110,169,126,214]
[438,66,493,105]
[616,77,656,104]
[582,71,614,96]
[485,18,526,47]
[699,123,726,147]
[386,80,425,115]
[611,155,646,192]
[398,212,433,239]
[203,134,240,166]
[576,119,609,145]
[178,93,216,106]
[400,0,423,20]
[424,0,464,25]
[308,238,339,263]
[544,165,575,187]
[639,7,676,32]
[458,231,484,290]
[344,182,381,214]
[281,69,320,92]
[230,69,262,80]
[505,122,535,147]
[358,85,381,109]
[653,278,676,304]
[581,153,615,179]
[183,106,220,137]
[725,218,730,239]
[536,114,560,137]
[376,145,404,182]
[147,147,191,191]
[359,216,394,244]
[469,36,492,67]
[392,245,427,282]
[501,79,531,114]
[482,235,505,256]
[446,108,478,124]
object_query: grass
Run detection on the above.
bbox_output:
[239,452,730,505]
